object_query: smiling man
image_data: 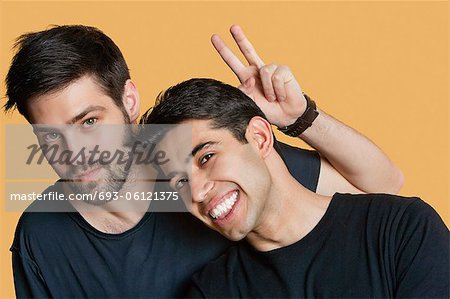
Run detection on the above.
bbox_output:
[144,78,449,298]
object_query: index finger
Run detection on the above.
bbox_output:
[230,25,265,68]
[211,34,247,83]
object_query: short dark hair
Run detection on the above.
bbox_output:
[4,25,130,120]
[140,78,282,155]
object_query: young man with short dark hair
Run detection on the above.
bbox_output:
[144,77,449,298]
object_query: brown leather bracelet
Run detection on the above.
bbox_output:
[278,93,319,137]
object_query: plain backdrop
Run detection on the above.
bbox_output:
[1,1,448,297]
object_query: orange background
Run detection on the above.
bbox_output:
[1,1,448,297]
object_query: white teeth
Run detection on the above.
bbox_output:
[209,191,238,220]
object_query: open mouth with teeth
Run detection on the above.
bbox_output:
[209,191,239,221]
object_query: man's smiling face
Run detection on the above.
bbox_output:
[158,119,272,241]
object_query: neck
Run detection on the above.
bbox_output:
[246,154,332,252]
[68,163,158,234]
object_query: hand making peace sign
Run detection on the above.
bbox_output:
[211,25,309,128]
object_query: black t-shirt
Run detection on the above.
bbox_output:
[188,193,450,298]
[10,144,320,298]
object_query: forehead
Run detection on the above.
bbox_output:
[158,123,194,167]
[26,75,117,124]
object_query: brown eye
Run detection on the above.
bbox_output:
[175,178,189,190]
[200,153,214,166]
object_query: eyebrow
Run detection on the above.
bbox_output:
[69,105,106,124]
[32,106,107,133]
[190,141,217,158]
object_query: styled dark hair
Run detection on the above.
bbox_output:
[140,78,282,155]
[4,25,130,120]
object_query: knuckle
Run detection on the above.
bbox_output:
[260,66,271,75]
[272,74,282,82]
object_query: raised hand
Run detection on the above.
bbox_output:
[211,25,308,128]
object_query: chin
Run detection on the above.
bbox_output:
[226,234,246,242]
[221,228,249,242]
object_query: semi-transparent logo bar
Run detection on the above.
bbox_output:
[5,124,193,212]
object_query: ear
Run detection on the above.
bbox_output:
[245,116,274,159]
[122,79,140,122]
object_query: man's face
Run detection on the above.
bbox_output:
[158,119,272,241]
[27,75,133,201]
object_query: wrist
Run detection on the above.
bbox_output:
[285,93,308,126]
[278,93,319,137]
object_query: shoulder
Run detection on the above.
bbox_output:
[11,183,74,254]
[12,210,73,251]
[340,193,442,217]
[334,192,423,213]
[333,193,448,238]
[359,196,450,298]
[330,193,434,228]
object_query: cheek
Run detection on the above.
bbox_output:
[212,148,268,189]
[91,126,129,149]
[97,104,130,125]
[40,145,70,176]
[86,128,133,165]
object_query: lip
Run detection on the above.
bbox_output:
[204,189,240,224]
[205,189,239,215]
[73,167,102,181]
[212,191,240,227]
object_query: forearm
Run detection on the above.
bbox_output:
[210,26,403,194]
[300,109,404,194]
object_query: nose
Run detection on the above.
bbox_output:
[63,129,88,165]
[190,171,214,203]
